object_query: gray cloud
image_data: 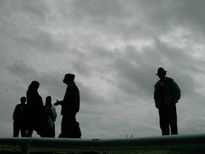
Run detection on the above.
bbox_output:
[1,0,205,138]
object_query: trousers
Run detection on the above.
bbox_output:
[13,120,26,137]
[59,115,81,138]
[159,103,178,135]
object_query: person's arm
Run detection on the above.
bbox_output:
[170,79,181,103]
[13,105,18,120]
[154,84,160,109]
[50,107,57,121]
[54,100,63,106]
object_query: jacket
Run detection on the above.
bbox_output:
[154,77,181,109]
[13,103,26,121]
[61,82,80,116]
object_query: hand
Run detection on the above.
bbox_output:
[54,100,62,106]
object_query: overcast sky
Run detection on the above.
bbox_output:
[0,0,205,139]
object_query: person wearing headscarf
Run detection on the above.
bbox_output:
[26,81,44,137]
[41,96,57,137]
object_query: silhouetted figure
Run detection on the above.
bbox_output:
[41,96,57,137]
[26,81,44,137]
[154,67,181,135]
[13,97,27,137]
[55,73,81,138]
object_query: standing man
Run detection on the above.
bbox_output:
[13,97,27,137]
[55,73,81,138]
[154,67,181,135]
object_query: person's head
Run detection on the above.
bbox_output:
[46,96,51,103]
[63,73,75,84]
[156,67,167,81]
[20,96,26,104]
[45,96,52,108]
[29,81,40,90]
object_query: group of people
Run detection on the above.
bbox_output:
[13,67,181,138]
[13,73,81,138]
[13,85,57,138]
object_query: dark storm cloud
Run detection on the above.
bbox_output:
[17,30,66,53]
[0,0,67,54]
[111,51,154,98]
[57,0,144,39]
[7,60,37,79]
[171,0,205,34]
[63,0,166,38]
[1,17,65,54]
[79,83,108,105]
[64,0,205,39]
[1,0,205,138]
[0,0,48,20]
[7,60,63,98]
[69,0,130,24]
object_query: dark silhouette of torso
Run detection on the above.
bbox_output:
[26,81,44,137]
[154,68,181,135]
[59,81,81,138]
[61,82,80,117]
[13,102,27,137]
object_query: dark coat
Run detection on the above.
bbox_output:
[154,77,181,109]
[26,89,44,131]
[13,103,26,122]
[61,82,80,117]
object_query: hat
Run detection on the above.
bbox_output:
[65,73,75,80]
[156,67,167,75]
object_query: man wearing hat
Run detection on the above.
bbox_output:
[154,67,181,135]
[55,73,81,138]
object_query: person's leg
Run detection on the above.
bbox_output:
[59,116,67,138]
[60,116,76,138]
[51,123,55,137]
[20,122,27,137]
[159,107,170,135]
[13,121,20,137]
[20,128,27,137]
[73,121,81,138]
[169,104,178,135]
[26,129,33,137]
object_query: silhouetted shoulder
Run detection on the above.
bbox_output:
[154,80,161,87]
[166,77,174,81]
[166,77,178,85]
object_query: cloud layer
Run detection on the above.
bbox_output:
[0,0,205,138]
